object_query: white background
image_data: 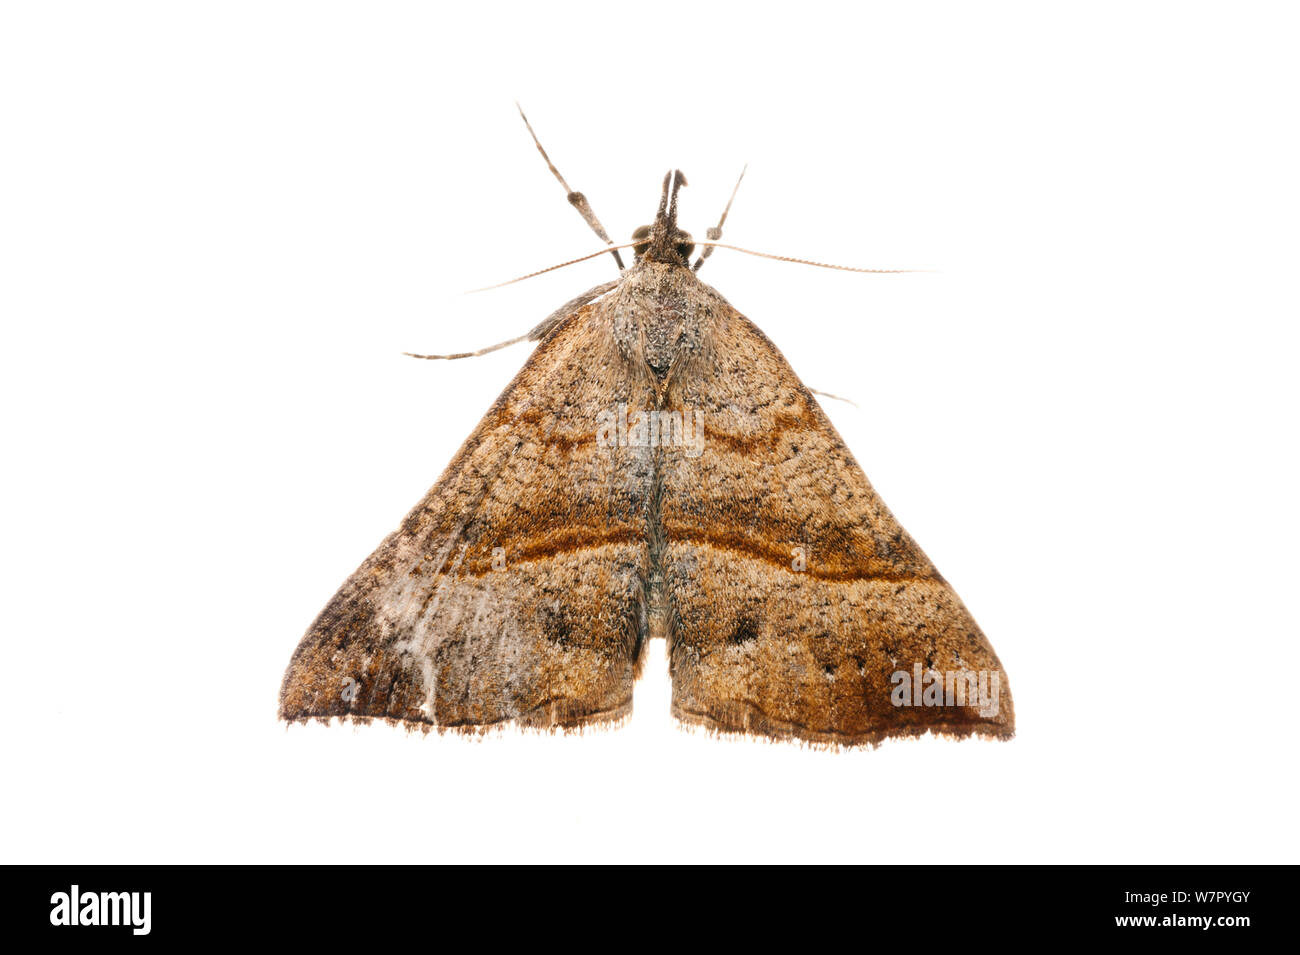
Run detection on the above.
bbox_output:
[3,1,1296,863]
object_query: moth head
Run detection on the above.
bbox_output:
[631,224,695,265]
[632,169,695,267]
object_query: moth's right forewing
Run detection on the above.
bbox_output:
[659,302,1015,747]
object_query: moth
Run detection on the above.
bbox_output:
[280,113,1015,747]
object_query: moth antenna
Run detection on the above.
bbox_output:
[809,387,859,408]
[694,164,747,272]
[517,103,625,271]
[694,240,930,275]
[466,240,646,292]
[465,238,919,296]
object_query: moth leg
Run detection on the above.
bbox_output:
[517,103,625,271]
[693,164,747,271]
[404,279,620,361]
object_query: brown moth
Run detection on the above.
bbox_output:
[280,125,1014,748]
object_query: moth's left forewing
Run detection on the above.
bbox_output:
[659,294,1014,747]
[279,295,658,733]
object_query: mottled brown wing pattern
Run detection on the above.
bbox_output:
[279,299,658,731]
[659,302,1015,747]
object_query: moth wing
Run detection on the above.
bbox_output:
[280,296,657,732]
[659,304,1014,746]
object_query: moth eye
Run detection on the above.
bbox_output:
[675,232,695,262]
[632,225,652,258]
